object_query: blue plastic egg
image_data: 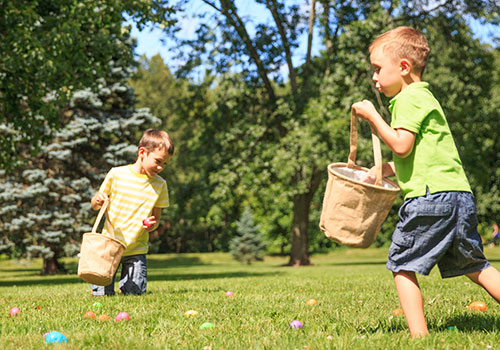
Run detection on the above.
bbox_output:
[44,331,68,344]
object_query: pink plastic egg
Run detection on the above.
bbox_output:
[114,312,130,322]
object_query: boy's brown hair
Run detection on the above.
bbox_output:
[139,129,175,155]
[369,26,430,76]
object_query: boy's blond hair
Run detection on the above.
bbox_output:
[369,26,430,76]
[138,129,174,155]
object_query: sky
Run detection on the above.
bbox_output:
[126,2,498,71]
[126,0,317,72]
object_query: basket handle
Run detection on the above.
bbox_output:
[91,198,109,234]
[347,109,383,186]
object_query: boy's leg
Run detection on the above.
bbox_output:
[466,266,500,302]
[393,271,429,338]
[119,254,147,295]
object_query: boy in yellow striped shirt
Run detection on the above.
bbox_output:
[90,129,174,296]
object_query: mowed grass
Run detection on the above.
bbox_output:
[2,248,500,349]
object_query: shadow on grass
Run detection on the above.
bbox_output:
[0,268,42,273]
[0,268,280,287]
[326,261,387,267]
[147,256,206,269]
[357,313,500,335]
[438,313,500,333]
[148,270,281,282]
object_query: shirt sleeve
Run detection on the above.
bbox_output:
[155,181,169,208]
[390,93,431,134]
[98,169,114,197]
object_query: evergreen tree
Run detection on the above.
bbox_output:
[0,32,160,274]
[229,207,266,265]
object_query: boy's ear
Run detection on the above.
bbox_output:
[400,58,412,76]
[138,147,148,157]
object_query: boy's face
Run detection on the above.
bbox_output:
[139,147,171,178]
[370,46,405,98]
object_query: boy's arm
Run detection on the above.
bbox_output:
[351,100,415,158]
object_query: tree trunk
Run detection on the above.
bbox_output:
[288,193,311,266]
[42,256,65,275]
[287,168,324,266]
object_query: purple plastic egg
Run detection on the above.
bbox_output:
[290,320,303,329]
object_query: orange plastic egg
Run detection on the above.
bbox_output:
[392,308,404,316]
[468,301,487,311]
[84,311,96,319]
[97,314,110,321]
[306,299,318,306]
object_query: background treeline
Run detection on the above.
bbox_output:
[1,0,499,274]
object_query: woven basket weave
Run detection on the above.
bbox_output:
[319,111,400,248]
[77,199,125,286]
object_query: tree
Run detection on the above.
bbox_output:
[159,0,499,264]
[230,207,266,264]
[0,32,160,274]
[0,0,175,168]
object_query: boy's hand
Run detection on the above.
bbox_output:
[351,100,378,123]
[91,192,108,210]
[361,166,377,184]
[143,216,157,231]
[361,162,396,184]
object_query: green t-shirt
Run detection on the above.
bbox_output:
[389,82,471,199]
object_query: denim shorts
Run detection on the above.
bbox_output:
[91,254,147,296]
[386,190,490,278]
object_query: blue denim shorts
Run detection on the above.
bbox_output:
[386,190,490,278]
[91,254,147,296]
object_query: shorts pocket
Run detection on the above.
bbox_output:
[391,230,415,248]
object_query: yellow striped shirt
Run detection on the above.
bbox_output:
[99,165,169,256]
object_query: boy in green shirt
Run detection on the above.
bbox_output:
[352,26,500,338]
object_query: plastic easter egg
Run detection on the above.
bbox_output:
[92,302,103,310]
[447,326,458,332]
[9,307,20,316]
[468,301,487,311]
[184,310,199,317]
[306,298,317,306]
[290,320,303,329]
[115,312,130,322]
[44,331,68,344]
[84,311,96,319]
[225,291,234,297]
[97,314,110,321]
[200,322,214,330]
[143,217,154,228]
[392,308,404,316]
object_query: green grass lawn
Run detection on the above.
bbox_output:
[2,247,500,349]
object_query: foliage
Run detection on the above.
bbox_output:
[3,249,500,349]
[0,33,160,274]
[137,1,499,261]
[0,0,176,168]
[229,207,266,264]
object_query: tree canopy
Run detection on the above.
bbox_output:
[1,1,499,273]
[0,0,175,168]
[147,0,499,264]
